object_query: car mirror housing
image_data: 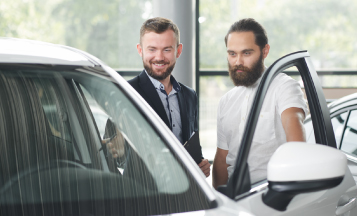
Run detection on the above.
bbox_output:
[263,142,347,211]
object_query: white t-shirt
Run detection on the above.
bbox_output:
[217,73,308,183]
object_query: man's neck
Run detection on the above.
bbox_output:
[159,76,173,95]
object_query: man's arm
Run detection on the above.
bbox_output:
[281,107,306,142]
[212,147,229,189]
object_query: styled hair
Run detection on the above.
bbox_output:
[140,17,180,46]
[224,18,268,49]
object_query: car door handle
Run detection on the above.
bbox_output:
[336,197,356,215]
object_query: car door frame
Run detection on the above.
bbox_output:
[336,107,357,162]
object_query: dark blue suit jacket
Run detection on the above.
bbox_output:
[128,71,201,149]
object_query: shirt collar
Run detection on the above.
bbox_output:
[145,70,181,93]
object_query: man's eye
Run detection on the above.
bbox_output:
[229,52,236,56]
[164,49,171,52]
[244,52,251,55]
[149,49,155,52]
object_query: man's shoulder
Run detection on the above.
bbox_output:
[178,82,197,96]
[270,73,301,92]
[127,77,140,93]
[127,73,141,84]
[273,73,297,85]
[127,75,138,83]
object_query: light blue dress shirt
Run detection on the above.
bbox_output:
[145,71,183,143]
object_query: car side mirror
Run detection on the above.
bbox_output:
[262,142,347,211]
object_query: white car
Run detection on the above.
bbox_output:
[0,38,355,216]
[304,92,357,184]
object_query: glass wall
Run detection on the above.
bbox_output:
[199,0,357,158]
[199,0,357,70]
[0,0,153,69]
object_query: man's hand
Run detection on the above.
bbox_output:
[101,128,125,158]
[199,159,211,178]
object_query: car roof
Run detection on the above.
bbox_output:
[327,92,357,114]
[328,92,357,109]
[305,92,357,122]
[0,38,99,66]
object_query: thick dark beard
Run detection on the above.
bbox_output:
[228,53,264,87]
[143,60,175,80]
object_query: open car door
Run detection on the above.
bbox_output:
[218,51,357,215]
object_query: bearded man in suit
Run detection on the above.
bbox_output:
[128,17,210,177]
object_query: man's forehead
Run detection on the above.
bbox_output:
[141,30,177,42]
[227,31,259,51]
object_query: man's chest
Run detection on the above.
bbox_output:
[220,91,278,144]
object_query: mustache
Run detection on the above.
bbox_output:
[231,65,251,72]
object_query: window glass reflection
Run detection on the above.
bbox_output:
[331,112,348,148]
[341,110,357,156]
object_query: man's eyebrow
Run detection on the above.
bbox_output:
[241,49,255,53]
[147,45,174,49]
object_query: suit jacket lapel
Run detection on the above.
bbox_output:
[138,71,171,128]
[177,88,189,143]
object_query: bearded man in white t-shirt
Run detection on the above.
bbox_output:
[212,18,308,188]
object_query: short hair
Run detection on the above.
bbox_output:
[224,18,268,50]
[140,17,180,46]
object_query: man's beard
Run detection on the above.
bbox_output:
[143,59,175,80]
[228,53,265,87]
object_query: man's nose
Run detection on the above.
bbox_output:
[155,51,165,61]
[235,55,243,66]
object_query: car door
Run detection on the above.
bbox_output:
[217,51,357,215]
[0,65,218,216]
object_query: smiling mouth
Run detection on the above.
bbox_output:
[153,63,165,67]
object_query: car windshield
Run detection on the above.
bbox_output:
[0,65,211,216]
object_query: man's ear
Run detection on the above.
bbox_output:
[176,44,183,58]
[137,43,143,57]
[262,44,270,59]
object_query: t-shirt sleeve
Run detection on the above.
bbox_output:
[217,97,229,150]
[277,77,308,116]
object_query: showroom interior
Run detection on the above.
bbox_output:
[2,0,357,184]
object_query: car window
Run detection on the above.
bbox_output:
[304,111,348,148]
[341,110,357,156]
[0,66,211,216]
[331,112,348,149]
